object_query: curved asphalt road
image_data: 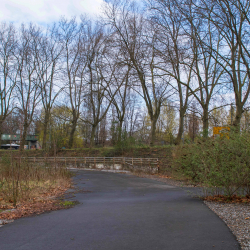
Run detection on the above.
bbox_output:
[0,170,240,250]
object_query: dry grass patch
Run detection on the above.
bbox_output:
[0,154,73,219]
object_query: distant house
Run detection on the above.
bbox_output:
[1,134,39,149]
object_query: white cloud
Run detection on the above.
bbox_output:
[0,0,105,25]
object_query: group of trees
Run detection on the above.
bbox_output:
[0,0,250,149]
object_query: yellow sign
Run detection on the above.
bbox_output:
[213,126,230,137]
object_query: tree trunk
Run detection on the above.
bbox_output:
[202,107,209,138]
[90,124,97,148]
[42,112,50,150]
[0,121,3,147]
[68,118,77,149]
[19,120,28,152]
[175,108,185,145]
[150,118,157,146]
[233,105,243,131]
[118,119,123,142]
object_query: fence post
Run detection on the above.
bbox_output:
[94,158,96,168]
[75,158,76,168]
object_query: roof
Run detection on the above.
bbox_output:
[1,134,38,141]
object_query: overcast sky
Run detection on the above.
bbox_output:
[0,0,105,25]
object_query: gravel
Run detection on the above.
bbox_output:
[204,201,250,250]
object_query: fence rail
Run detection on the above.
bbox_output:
[18,157,159,173]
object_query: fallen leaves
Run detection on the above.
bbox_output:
[158,174,172,179]
[0,200,64,221]
[0,184,73,221]
[204,194,250,204]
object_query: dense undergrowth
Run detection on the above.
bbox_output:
[3,132,250,201]
[173,131,250,198]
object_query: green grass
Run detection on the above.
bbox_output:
[60,200,78,207]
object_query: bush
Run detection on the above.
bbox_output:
[114,130,136,155]
[173,130,250,197]
[0,154,71,207]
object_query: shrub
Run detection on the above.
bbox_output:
[114,130,136,155]
[0,154,71,207]
[172,130,250,197]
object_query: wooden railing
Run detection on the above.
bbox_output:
[21,157,159,173]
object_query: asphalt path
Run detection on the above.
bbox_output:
[0,170,240,250]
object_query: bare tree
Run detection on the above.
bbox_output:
[111,65,132,141]
[15,24,41,150]
[199,0,250,129]
[163,0,226,137]
[147,0,193,144]
[35,24,64,149]
[123,91,141,137]
[59,17,89,148]
[103,0,173,145]
[81,25,123,147]
[0,22,18,144]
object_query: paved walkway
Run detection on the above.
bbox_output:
[0,170,240,250]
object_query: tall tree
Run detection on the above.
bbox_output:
[183,0,225,137]
[81,25,122,147]
[111,65,132,141]
[16,24,41,150]
[35,24,64,149]
[104,0,172,145]
[59,17,89,148]
[199,0,250,129]
[0,22,18,144]
[147,0,193,144]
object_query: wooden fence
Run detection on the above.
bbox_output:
[21,157,159,173]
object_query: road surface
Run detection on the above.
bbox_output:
[0,170,240,250]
